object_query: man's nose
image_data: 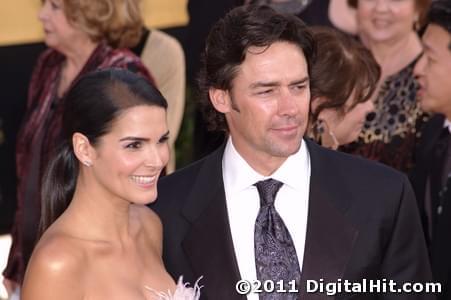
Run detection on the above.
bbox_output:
[278,89,299,116]
[413,53,427,78]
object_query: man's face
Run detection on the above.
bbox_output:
[414,24,451,116]
[211,41,310,175]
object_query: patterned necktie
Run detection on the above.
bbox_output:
[254,179,301,299]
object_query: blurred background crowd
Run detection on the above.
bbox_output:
[0,0,450,299]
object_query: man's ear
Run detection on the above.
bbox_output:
[72,132,95,167]
[209,88,232,113]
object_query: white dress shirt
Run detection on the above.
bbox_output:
[222,137,311,299]
[444,119,451,133]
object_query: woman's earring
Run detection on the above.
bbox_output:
[83,160,92,167]
[314,119,340,150]
[313,119,325,139]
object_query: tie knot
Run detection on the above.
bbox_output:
[254,178,283,206]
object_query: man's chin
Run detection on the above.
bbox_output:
[418,97,436,114]
[269,139,303,158]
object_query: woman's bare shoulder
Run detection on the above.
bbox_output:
[135,205,162,232]
[35,230,87,265]
[133,205,163,252]
[21,231,86,300]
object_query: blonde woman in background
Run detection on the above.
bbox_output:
[3,0,153,297]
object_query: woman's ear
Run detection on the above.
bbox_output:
[317,109,333,125]
[209,88,232,113]
[72,133,94,167]
[311,96,327,116]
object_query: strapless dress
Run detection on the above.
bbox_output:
[145,276,202,300]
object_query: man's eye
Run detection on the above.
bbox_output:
[257,89,273,95]
[293,84,306,91]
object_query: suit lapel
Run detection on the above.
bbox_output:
[420,115,445,160]
[178,141,359,299]
[300,140,359,299]
[181,146,244,300]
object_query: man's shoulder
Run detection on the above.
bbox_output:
[157,146,223,197]
[417,114,446,152]
[160,153,213,185]
[308,139,405,182]
[308,141,414,225]
[307,139,411,208]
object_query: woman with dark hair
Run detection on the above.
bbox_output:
[308,26,381,149]
[20,69,200,299]
[4,0,153,294]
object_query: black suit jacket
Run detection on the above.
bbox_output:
[410,114,451,299]
[153,139,433,299]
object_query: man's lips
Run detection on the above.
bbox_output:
[272,125,298,131]
[416,83,426,99]
[271,125,299,136]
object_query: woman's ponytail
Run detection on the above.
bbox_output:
[39,141,79,236]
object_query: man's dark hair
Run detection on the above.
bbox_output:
[428,0,451,49]
[197,5,316,132]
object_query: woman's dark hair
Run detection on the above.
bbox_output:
[197,4,316,132]
[309,26,381,123]
[40,68,167,234]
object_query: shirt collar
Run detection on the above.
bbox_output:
[444,119,451,134]
[222,137,310,193]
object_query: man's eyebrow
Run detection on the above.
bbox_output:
[289,77,309,85]
[249,81,279,89]
[249,77,309,89]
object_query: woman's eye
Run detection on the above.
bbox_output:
[50,0,60,9]
[126,141,142,149]
[158,136,169,144]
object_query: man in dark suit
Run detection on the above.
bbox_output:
[153,5,434,299]
[411,1,451,299]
